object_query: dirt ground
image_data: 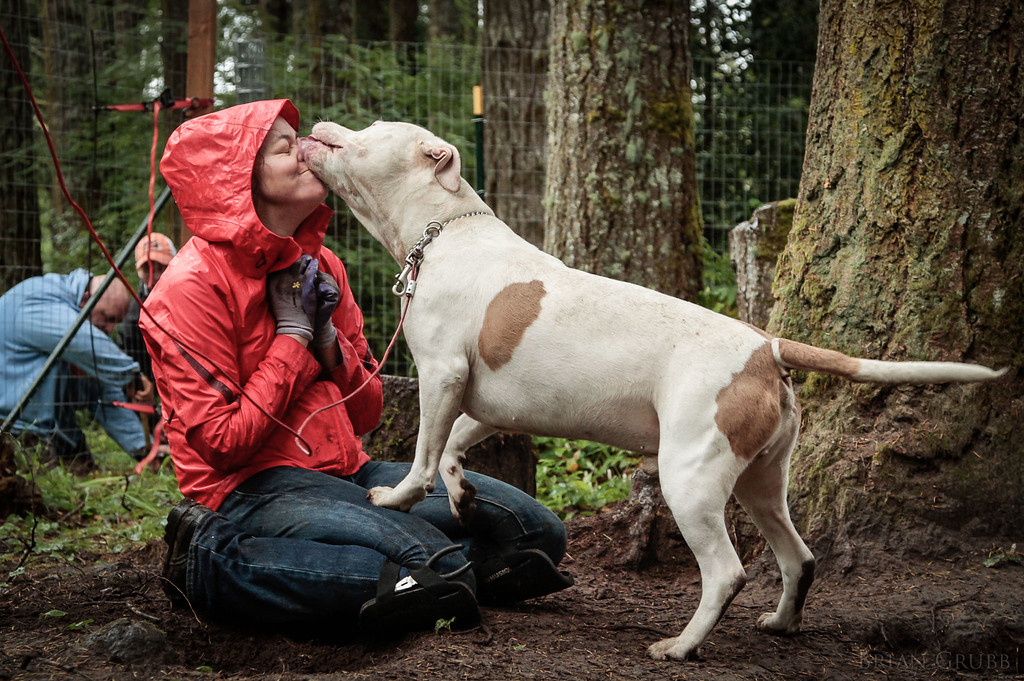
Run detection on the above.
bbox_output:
[2,502,1022,681]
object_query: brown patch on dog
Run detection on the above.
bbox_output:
[776,339,860,378]
[478,280,546,370]
[715,344,783,459]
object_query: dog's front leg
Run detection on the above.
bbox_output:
[367,367,468,512]
[438,415,498,522]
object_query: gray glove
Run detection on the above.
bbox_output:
[266,255,318,340]
[313,267,341,352]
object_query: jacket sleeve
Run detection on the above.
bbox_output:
[141,274,322,472]
[23,298,140,386]
[319,252,383,436]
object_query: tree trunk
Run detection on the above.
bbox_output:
[481,0,549,247]
[0,0,43,293]
[428,0,473,44]
[544,0,702,300]
[41,0,96,243]
[389,0,419,43]
[308,0,354,38]
[543,0,703,567]
[353,0,389,41]
[771,0,1024,552]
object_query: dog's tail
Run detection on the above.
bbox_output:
[770,338,1008,384]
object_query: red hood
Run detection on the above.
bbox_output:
[160,99,332,278]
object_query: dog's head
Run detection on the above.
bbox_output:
[304,121,462,212]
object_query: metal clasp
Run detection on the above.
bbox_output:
[392,222,444,298]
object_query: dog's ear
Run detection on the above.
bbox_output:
[421,141,462,193]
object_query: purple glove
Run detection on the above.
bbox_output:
[266,255,318,340]
[312,267,341,352]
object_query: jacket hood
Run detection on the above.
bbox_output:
[160,99,332,278]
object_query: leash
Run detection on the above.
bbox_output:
[392,211,494,297]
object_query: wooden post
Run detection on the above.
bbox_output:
[186,0,216,119]
[175,0,217,245]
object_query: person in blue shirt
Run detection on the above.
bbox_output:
[0,269,153,469]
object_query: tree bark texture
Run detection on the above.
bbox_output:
[0,0,43,292]
[544,0,702,298]
[771,0,1024,544]
[481,0,549,247]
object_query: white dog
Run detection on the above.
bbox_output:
[302,121,1005,661]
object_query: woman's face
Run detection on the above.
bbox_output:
[253,116,328,237]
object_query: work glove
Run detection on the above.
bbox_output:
[266,255,318,340]
[312,267,341,353]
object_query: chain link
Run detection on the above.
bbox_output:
[392,212,493,297]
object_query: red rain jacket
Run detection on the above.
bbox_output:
[141,100,381,510]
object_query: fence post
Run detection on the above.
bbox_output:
[473,85,485,199]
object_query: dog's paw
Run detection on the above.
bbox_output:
[447,480,477,525]
[647,637,701,661]
[366,485,422,511]
[756,611,801,636]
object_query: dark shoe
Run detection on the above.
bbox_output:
[475,548,574,605]
[359,545,479,636]
[162,498,211,607]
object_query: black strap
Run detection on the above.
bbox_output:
[375,560,402,605]
[172,341,235,404]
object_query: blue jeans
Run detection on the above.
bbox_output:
[184,462,566,627]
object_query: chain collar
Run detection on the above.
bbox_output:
[392,211,493,297]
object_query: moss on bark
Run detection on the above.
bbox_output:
[770,0,1024,546]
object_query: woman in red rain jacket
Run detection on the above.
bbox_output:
[141,100,571,634]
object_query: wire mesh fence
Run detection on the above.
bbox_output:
[0,3,811,454]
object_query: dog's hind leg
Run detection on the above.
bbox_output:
[732,415,815,637]
[648,433,749,661]
[438,415,498,522]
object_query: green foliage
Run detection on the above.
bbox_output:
[0,430,181,566]
[983,544,1021,569]
[534,437,640,520]
[698,236,738,317]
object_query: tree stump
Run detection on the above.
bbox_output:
[0,432,45,517]
[728,199,795,328]
[361,375,536,496]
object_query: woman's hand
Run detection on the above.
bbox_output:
[312,268,342,367]
[266,255,318,341]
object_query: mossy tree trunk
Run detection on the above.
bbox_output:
[771,0,1024,550]
[543,0,703,567]
[544,0,702,299]
[481,0,549,247]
